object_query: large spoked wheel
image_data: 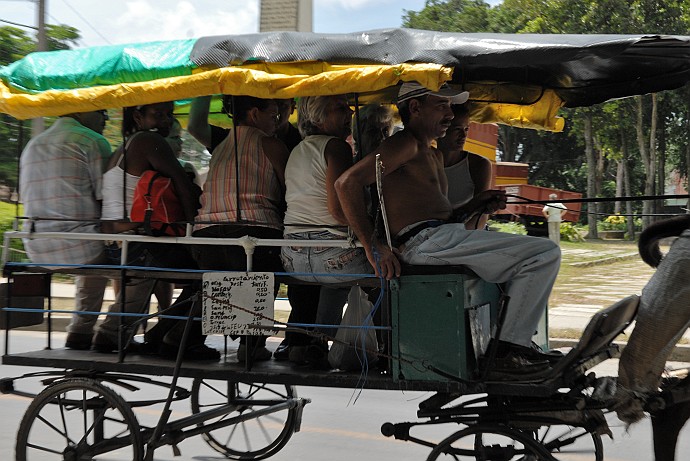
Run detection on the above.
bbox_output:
[16,378,143,461]
[427,424,556,461]
[535,424,604,461]
[191,379,299,460]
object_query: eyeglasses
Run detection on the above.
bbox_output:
[263,110,280,122]
[97,109,109,119]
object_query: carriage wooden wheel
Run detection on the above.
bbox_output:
[15,377,144,461]
[190,378,300,460]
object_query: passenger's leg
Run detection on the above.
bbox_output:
[400,224,560,348]
[93,276,156,351]
[93,243,158,351]
[65,274,108,348]
[65,252,109,349]
[282,284,320,360]
[192,225,281,361]
[314,286,349,338]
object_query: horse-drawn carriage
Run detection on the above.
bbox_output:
[1,29,690,460]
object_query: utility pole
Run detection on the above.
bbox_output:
[32,0,47,136]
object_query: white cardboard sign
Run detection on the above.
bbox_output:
[201,272,275,336]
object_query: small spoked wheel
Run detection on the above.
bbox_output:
[191,379,299,460]
[16,378,143,461]
[427,424,555,460]
[535,423,604,461]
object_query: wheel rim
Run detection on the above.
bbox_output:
[191,378,298,460]
[16,378,143,461]
[427,424,556,461]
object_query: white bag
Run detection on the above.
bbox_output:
[328,286,379,370]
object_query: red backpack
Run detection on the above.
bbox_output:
[130,170,186,236]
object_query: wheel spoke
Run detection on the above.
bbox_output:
[191,379,298,460]
[16,379,144,461]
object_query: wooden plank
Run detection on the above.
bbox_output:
[1,348,475,394]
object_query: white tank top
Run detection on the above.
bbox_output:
[101,134,142,221]
[445,155,475,207]
[101,165,139,220]
[284,135,347,236]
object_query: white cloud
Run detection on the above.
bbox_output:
[109,1,259,44]
[318,0,397,11]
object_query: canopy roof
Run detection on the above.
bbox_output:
[2,29,690,131]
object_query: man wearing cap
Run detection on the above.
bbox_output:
[20,110,112,350]
[335,82,562,379]
[542,193,567,244]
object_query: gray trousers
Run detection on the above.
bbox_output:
[66,252,109,335]
[399,223,561,347]
[547,221,561,244]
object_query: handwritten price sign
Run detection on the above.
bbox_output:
[201,272,276,336]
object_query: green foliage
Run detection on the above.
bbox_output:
[598,214,627,231]
[487,220,527,235]
[403,0,492,31]
[560,222,585,242]
[45,24,80,51]
[0,202,25,261]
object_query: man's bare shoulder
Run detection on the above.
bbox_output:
[375,129,419,159]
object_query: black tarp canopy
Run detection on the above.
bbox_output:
[2,28,690,130]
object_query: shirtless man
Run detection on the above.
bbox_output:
[335,82,562,378]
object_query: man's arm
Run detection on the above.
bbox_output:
[466,153,493,229]
[187,96,213,149]
[335,133,417,279]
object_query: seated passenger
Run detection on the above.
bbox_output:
[191,96,290,362]
[97,102,212,358]
[436,103,492,230]
[19,110,111,350]
[335,82,562,379]
[352,103,394,159]
[281,95,373,368]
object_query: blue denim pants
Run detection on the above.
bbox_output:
[281,231,372,336]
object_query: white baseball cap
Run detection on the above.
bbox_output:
[397,82,470,105]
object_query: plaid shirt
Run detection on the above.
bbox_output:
[19,117,112,264]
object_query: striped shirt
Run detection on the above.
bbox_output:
[19,117,112,264]
[195,125,282,231]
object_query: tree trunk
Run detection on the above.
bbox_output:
[657,119,666,223]
[622,134,635,240]
[687,91,690,214]
[615,160,624,214]
[498,125,517,162]
[636,94,657,229]
[584,110,598,238]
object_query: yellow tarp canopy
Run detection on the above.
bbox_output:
[0,61,565,131]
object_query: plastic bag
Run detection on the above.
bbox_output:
[328,286,378,371]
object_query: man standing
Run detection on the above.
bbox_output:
[20,110,111,350]
[542,193,567,244]
[335,82,562,379]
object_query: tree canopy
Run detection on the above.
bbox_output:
[404,0,690,233]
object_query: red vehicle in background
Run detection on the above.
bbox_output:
[465,123,582,236]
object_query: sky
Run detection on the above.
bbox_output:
[0,0,446,48]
